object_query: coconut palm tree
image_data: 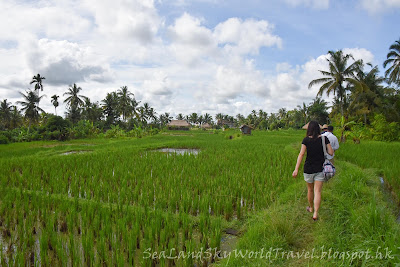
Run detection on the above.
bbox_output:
[17,90,44,127]
[51,95,59,115]
[297,102,308,125]
[30,73,45,96]
[137,106,148,126]
[308,50,361,119]
[10,106,22,129]
[176,113,184,120]
[117,86,134,121]
[203,113,212,124]
[347,65,385,124]
[189,113,199,125]
[383,38,400,86]
[64,84,86,123]
[102,92,119,125]
[64,84,85,108]
[0,99,12,129]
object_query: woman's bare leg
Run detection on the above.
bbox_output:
[313,181,324,219]
[307,182,314,212]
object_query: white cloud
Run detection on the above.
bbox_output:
[214,18,282,55]
[360,0,400,13]
[23,39,113,86]
[168,13,218,67]
[284,0,330,9]
[82,0,161,45]
[0,1,91,42]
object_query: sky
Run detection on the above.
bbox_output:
[0,0,399,118]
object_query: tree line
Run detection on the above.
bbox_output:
[0,38,399,143]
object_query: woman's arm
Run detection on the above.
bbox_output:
[292,144,306,178]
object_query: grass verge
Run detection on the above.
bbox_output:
[215,161,400,266]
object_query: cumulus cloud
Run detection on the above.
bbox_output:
[208,59,269,103]
[82,0,162,45]
[168,13,218,67]
[214,18,282,55]
[24,39,113,86]
[0,1,91,42]
[142,71,174,96]
[360,0,400,14]
[284,0,330,9]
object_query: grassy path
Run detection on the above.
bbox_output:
[216,160,400,266]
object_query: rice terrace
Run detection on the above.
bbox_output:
[1,1,400,266]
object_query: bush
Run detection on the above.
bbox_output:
[105,125,126,138]
[371,114,399,141]
[0,134,9,144]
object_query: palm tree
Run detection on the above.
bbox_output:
[0,99,12,129]
[130,98,140,120]
[51,95,59,115]
[308,50,361,119]
[64,84,85,108]
[10,106,22,129]
[159,112,172,127]
[30,74,45,96]
[17,90,44,127]
[189,113,199,125]
[215,113,224,126]
[117,86,134,121]
[82,98,103,122]
[383,38,400,86]
[64,84,86,123]
[347,65,385,124]
[176,113,184,120]
[203,113,212,124]
[137,106,148,126]
[297,102,308,125]
[102,92,119,125]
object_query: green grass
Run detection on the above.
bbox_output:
[216,155,400,266]
[1,130,399,266]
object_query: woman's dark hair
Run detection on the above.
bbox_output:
[306,121,321,138]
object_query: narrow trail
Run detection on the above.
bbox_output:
[218,159,400,266]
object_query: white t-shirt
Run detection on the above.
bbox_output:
[322,131,339,159]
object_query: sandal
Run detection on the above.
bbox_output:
[306,206,313,213]
[312,217,318,221]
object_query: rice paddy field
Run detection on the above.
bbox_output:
[0,130,399,266]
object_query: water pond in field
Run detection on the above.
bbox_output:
[379,177,400,223]
[60,150,92,156]
[153,148,200,156]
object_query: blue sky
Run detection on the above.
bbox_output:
[0,0,399,118]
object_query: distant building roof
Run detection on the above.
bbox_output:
[168,120,191,127]
[201,123,212,129]
[240,125,253,129]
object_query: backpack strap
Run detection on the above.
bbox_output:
[322,135,328,159]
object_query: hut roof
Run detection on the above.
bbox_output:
[168,120,191,127]
[302,122,323,130]
[240,125,253,129]
[201,123,211,128]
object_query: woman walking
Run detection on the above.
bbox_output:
[292,121,333,221]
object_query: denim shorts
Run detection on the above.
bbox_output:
[304,172,325,183]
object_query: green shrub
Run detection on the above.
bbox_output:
[371,114,399,141]
[0,134,9,144]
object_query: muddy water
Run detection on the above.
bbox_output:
[379,177,400,223]
[153,148,200,156]
[61,150,92,156]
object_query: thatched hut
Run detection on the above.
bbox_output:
[240,125,253,135]
[167,120,191,131]
[201,123,212,129]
